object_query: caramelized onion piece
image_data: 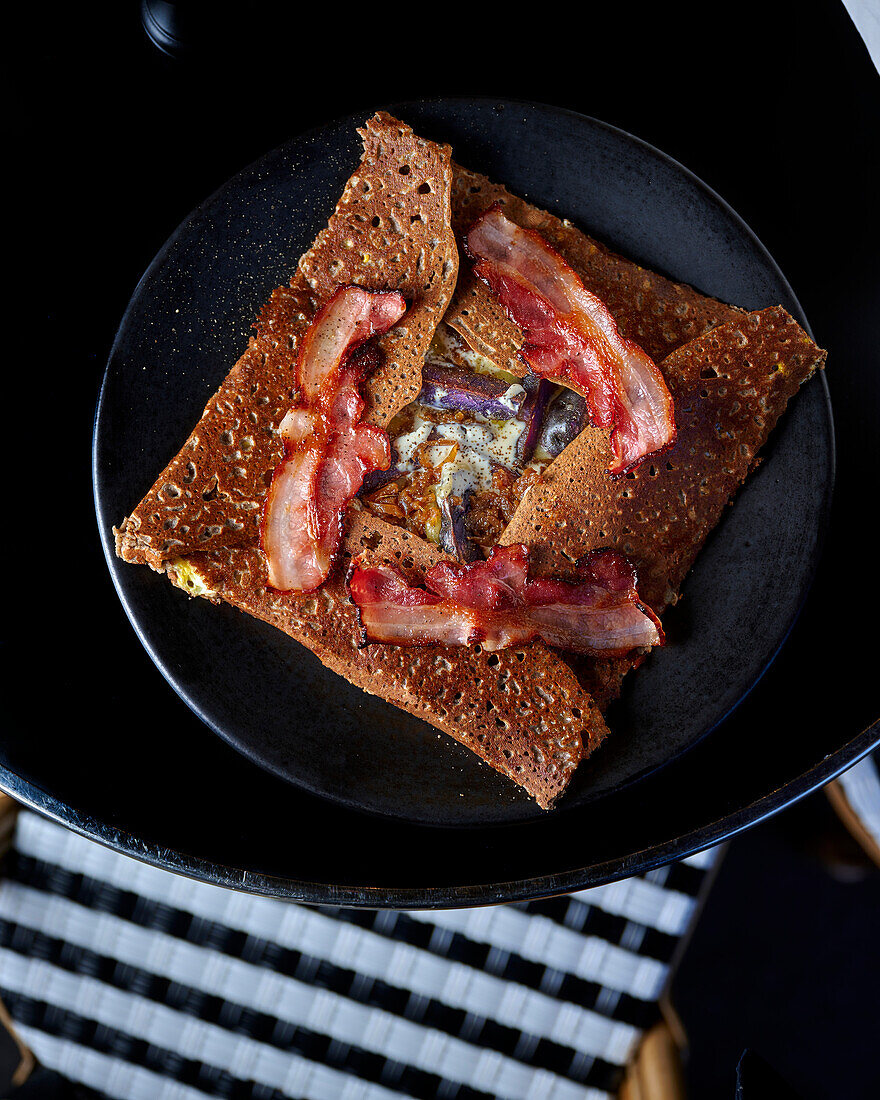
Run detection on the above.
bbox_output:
[349,544,663,657]
[262,287,406,592]
[466,206,676,474]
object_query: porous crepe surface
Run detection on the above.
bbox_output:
[445,164,745,370]
[501,306,827,706]
[115,112,458,570]
[172,509,603,809]
[114,112,603,809]
[443,169,827,708]
[113,116,825,804]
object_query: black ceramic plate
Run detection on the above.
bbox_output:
[94,98,836,869]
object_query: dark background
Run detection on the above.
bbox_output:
[7,1,880,1097]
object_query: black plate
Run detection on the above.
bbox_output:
[95,99,832,824]
[78,97,873,905]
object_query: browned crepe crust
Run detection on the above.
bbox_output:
[445,165,745,370]
[440,170,826,709]
[113,115,826,805]
[115,113,458,570]
[501,307,827,706]
[114,112,606,809]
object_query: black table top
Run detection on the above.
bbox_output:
[6,3,880,1094]
[7,1,879,894]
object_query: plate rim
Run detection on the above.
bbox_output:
[2,722,877,907]
[59,95,861,902]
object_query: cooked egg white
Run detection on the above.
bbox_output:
[388,327,532,541]
[394,417,434,464]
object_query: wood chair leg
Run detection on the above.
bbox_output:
[618,1018,688,1100]
[0,795,34,1091]
[0,793,19,861]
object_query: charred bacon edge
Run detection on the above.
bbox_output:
[349,543,664,656]
[463,204,677,475]
[260,286,407,594]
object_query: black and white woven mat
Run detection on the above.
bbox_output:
[0,811,718,1099]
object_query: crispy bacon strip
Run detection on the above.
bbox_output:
[349,544,663,657]
[262,286,406,592]
[466,207,676,474]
